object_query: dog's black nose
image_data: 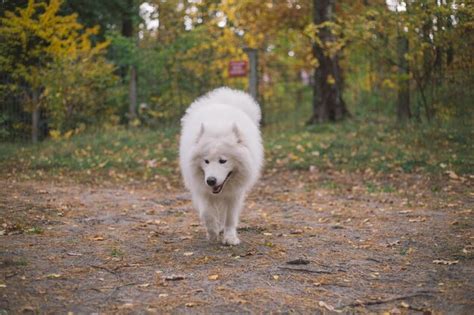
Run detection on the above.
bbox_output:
[206,177,217,187]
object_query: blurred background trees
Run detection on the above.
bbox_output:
[0,0,121,141]
[0,0,472,141]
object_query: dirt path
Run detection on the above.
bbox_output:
[1,171,473,313]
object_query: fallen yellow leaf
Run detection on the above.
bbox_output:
[433,259,459,265]
[208,274,219,280]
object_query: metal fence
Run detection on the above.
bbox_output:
[0,81,35,142]
[0,51,312,143]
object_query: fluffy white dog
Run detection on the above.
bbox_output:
[179,87,263,245]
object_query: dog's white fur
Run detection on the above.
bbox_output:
[179,87,263,245]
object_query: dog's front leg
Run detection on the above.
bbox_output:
[222,197,243,245]
[200,210,220,243]
[195,197,220,242]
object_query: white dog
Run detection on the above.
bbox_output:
[179,87,263,245]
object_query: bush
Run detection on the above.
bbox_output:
[42,53,122,134]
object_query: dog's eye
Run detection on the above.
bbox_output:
[204,159,209,164]
[219,159,227,164]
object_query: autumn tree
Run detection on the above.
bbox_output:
[0,0,119,141]
[221,0,313,126]
[56,0,140,123]
[345,0,473,122]
[308,0,349,124]
[396,4,411,121]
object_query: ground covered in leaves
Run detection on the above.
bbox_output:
[1,168,472,313]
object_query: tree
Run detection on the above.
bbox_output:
[396,18,411,121]
[0,0,119,140]
[60,0,127,41]
[221,0,313,127]
[308,0,349,124]
[122,0,138,123]
[60,0,140,124]
[345,0,473,122]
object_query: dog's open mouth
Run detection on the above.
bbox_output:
[212,171,233,194]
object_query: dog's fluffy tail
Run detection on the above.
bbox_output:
[199,87,261,126]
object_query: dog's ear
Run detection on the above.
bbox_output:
[195,123,205,143]
[232,123,243,144]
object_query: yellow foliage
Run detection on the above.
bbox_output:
[382,79,397,90]
[327,75,336,85]
[49,129,61,140]
[0,0,119,132]
[0,0,109,90]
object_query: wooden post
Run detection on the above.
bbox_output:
[244,47,263,124]
[244,48,258,102]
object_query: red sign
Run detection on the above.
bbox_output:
[228,60,248,77]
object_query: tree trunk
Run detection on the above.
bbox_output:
[308,0,349,124]
[396,33,411,122]
[129,65,137,121]
[31,89,39,143]
[122,0,137,122]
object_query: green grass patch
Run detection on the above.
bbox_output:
[264,115,472,175]
[1,258,28,267]
[0,126,180,182]
[110,248,124,258]
[364,182,395,193]
[25,226,44,235]
[0,114,471,181]
[320,180,341,190]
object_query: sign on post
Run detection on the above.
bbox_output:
[228,60,248,77]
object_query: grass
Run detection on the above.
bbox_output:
[364,182,395,194]
[0,114,471,183]
[110,248,124,258]
[320,180,341,190]
[0,126,180,182]
[25,226,44,235]
[265,115,472,175]
[1,258,28,267]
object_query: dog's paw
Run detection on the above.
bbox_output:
[222,234,240,246]
[206,231,219,243]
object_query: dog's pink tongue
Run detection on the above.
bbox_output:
[213,185,221,193]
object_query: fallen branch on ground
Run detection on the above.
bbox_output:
[278,266,333,274]
[90,264,118,275]
[341,290,437,309]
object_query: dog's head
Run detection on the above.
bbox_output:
[192,123,245,195]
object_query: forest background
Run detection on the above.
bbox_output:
[0,0,472,176]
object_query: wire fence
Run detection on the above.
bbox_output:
[0,81,35,142]
[259,62,313,134]
[0,53,313,143]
